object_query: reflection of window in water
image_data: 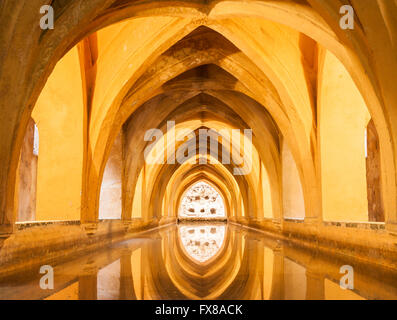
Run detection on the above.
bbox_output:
[179,182,225,218]
[179,224,226,263]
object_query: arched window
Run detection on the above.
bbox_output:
[179,181,226,219]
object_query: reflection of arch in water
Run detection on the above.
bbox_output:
[42,229,386,301]
[40,226,297,301]
[155,225,280,299]
[163,224,244,299]
[178,224,227,264]
[41,227,284,300]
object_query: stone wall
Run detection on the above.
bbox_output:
[366,120,384,222]
[16,118,37,222]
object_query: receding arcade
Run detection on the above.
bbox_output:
[1,1,397,276]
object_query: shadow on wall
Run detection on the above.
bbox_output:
[15,118,38,222]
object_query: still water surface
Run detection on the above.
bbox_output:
[1,222,397,300]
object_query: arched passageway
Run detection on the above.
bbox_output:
[178,181,226,220]
[1,0,397,300]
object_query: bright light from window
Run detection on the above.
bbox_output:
[179,181,225,219]
[33,124,39,156]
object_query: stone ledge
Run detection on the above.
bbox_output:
[177,217,227,222]
[16,220,80,231]
[0,219,165,280]
[232,219,397,270]
[283,217,305,223]
[323,221,385,230]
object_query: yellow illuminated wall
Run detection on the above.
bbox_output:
[319,49,371,222]
[32,47,84,221]
[282,141,305,219]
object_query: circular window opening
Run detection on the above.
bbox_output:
[179,181,226,219]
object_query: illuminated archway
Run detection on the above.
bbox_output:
[2,1,397,277]
[178,181,226,219]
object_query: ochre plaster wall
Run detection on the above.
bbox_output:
[319,50,371,222]
[32,47,84,221]
[282,141,305,219]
